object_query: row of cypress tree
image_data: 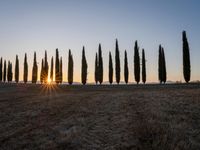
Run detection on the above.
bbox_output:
[107,40,146,85]
[0,31,191,84]
[0,59,13,82]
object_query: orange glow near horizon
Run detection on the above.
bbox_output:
[47,78,52,84]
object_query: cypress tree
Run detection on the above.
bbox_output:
[50,56,53,82]
[10,62,13,82]
[134,41,140,84]
[162,48,167,83]
[3,60,6,82]
[81,46,88,85]
[115,39,120,84]
[7,61,12,82]
[158,45,167,84]
[32,52,38,83]
[7,61,10,82]
[98,44,103,84]
[182,31,191,83]
[15,55,19,83]
[55,49,60,84]
[109,52,113,84]
[158,45,163,83]
[124,50,129,84]
[142,49,146,84]
[23,53,28,83]
[95,53,98,84]
[0,57,2,82]
[68,49,73,85]
[40,59,44,84]
[44,51,49,83]
[59,57,63,84]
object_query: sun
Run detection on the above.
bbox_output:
[47,78,52,84]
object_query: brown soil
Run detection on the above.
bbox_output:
[0,83,200,150]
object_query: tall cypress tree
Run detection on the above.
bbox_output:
[7,61,12,82]
[124,50,129,84]
[98,44,103,84]
[10,63,13,82]
[55,49,60,84]
[95,53,98,84]
[81,46,88,85]
[40,59,44,84]
[7,61,10,82]
[10,62,13,82]
[158,45,163,83]
[182,31,191,83]
[0,57,2,82]
[68,49,73,85]
[24,53,28,83]
[142,49,146,84]
[50,56,53,82]
[158,45,167,84]
[15,55,19,83]
[44,51,49,83]
[109,52,113,84]
[115,39,120,84]
[32,52,38,83]
[59,57,63,84]
[3,60,6,82]
[162,48,167,83]
[134,41,140,84]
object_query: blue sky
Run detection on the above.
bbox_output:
[0,0,199,83]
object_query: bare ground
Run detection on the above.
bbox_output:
[0,83,200,150]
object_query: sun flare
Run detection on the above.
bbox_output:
[47,78,52,84]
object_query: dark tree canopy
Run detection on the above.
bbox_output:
[40,59,44,83]
[162,48,167,83]
[95,53,98,84]
[158,45,162,83]
[109,52,113,84]
[23,53,28,83]
[59,57,63,84]
[55,49,60,84]
[68,49,73,85]
[50,56,54,82]
[0,57,2,82]
[124,50,129,84]
[142,49,146,84]
[15,55,19,83]
[158,45,167,84]
[3,60,6,82]
[182,31,191,83]
[134,41,140,84]
[98,44,103,84]
[115,39,120,84]
[32,52,38,83]
[7,61,13,82]
[81,46,88,85]
[44,51,49,83]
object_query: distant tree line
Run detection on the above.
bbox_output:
[0,31,192,84]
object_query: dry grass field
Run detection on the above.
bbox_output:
[0,83,200,150]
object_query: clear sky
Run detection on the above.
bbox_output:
[0,0,199,83]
